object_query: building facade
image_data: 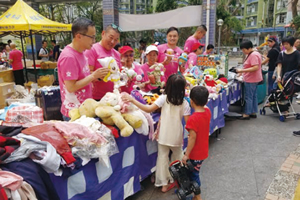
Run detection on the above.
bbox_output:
[118,0,153,14]
[241,0,298,46]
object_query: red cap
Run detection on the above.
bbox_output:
[191,42,205,52]
[119,46,134,55]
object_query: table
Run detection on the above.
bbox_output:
[50,132,158,200]
[50,81,241,200]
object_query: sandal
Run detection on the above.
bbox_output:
[161,182,175,193]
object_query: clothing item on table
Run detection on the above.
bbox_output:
[4,134,61,174]
[0,136,20,164]
[5,181,38,200]
[0,185,8,200]
[22,124,76,165]
[0,170,23,191]
[0,125,23,137]
[1,158,60,200]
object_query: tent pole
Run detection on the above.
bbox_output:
[20,32,28,82]
[30,30,37,82]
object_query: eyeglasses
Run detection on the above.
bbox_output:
[80,33,96,41]
[111,23,123,33]
[124,53,134,58]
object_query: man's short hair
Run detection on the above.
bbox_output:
[196,25,207,32]
[207,44,214,50]
[51,40,56,44]
[105,24,121,34]
[72,17,95,38]
[42,40,47,45]
[190,86,209,106]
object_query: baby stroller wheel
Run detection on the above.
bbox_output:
[177,188,186,200]
[279,115,285,122]
[296,113,300,120]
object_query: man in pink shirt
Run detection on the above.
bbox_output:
[58,17,108,121]
[184,25,207,54]
[85,24,122,100]
[9,43,25,86]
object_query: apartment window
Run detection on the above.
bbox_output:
[247,3,257,14]
[277,0,287,10]
[276,13,286,24]
[247,17,257,27]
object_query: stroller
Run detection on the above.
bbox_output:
[260,70,300,122]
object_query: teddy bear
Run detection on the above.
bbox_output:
[68,90,143,137]
[148,63,165,87]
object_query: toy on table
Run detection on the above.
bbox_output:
[148,63,165,87]
[204,75,217,87]
[98,57,125,89]
[178,53,188,74]
[169,160,201,200]
[143,94,159,105]
[189,66,203,80]
[185,74,198,88]
[203,68,218,79]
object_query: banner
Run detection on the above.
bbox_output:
[119,6,202,32]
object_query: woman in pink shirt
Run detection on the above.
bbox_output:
[141,45,166,93]
[157,27,183,81]
[119,46,144,94]
[236,40,263,120]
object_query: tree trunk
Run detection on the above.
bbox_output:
[292,0,299,18]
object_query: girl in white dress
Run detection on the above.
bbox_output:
[121,73,191,192]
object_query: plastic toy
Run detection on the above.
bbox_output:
[178,53,188,74]
[98,57,125,89]
[165,48,175,57]
[169,160,200,200]
[203,68,218,79]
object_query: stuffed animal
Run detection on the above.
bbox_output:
[204,75,217,87]
[68,90,142,137]
[98,57,125,89]
[165,48,175,57]
[148,63,165,87]
[203,68,218,79]
[206,86,218,100]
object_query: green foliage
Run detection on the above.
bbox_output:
[188,0,203,5]
[216,0,244,45]
[292,15,300,37]
[155,0,178,13]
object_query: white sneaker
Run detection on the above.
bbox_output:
[296,94,300,99]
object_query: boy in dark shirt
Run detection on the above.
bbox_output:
[182,86,211,200]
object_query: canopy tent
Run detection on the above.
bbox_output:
[0,0,71,82]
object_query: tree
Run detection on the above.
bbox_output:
[155,0,178,13]
[292,0,299,18]
[216,0,244,45]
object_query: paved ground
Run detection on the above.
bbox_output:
[126,99,300,200]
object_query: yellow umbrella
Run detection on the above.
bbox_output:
[0,0,72,82]
[0,0,71,34]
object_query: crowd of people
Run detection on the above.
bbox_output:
[2,15,300,200]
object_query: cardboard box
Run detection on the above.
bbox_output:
[0,69,14,82]
[0,82,15,96]
[0,82,15,108]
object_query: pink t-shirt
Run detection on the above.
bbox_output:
[184,36,199,54]
[141,62,166,92]
[120,63,144,94]
[9,49,23,71]
[85,43,121,100]
[157,44,183,81]
[203,51,210,55]
[187,52,197,67]
[57,45,92,117]
[243,51,263,83]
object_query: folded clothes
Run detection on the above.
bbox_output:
[0,136,20,164]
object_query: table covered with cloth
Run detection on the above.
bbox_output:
[49,81,241,200]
